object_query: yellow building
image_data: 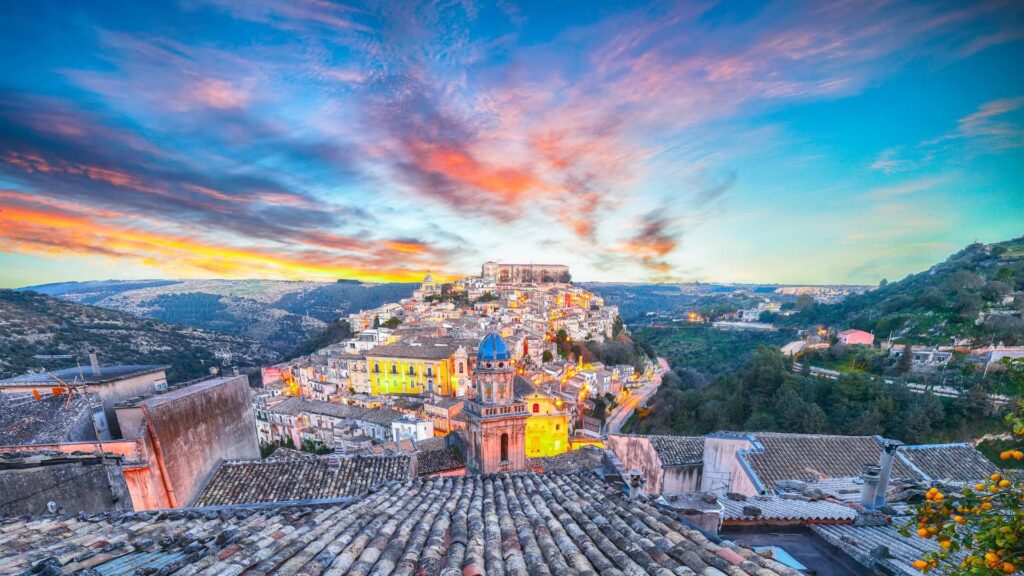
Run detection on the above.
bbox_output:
[523,392,570,457]
[366,341,470,397]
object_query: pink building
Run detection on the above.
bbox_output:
[464,332,528,474]
[838,329,875,346]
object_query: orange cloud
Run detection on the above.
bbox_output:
[0,197,447,282]
[617,214,678,273]
[413,142,550,206]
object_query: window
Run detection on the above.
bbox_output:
[373,363,380,373]
[555,424,560,430]
[458,362,464,374]
[426,367,434,377]
[500,433,509,462]
[533,403,540,413]
[391,364,397,374]
[408,365,415,375]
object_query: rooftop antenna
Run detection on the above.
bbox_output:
[48,371,105,456]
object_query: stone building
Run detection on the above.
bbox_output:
[0,374,258,512]
[464,332,527,474]
[0,357,169,438]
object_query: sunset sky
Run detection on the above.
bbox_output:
[0,0,1021,288]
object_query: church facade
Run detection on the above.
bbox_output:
[464,332,528,474]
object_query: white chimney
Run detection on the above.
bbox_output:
[859,464,881,508]
[874,440,902,509]
[87,348,101,377]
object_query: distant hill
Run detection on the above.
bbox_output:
[786,237,1024,345]
[0,290,277,382]
[18,279,417,353]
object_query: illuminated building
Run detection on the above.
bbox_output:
[481,262,570,285]
[521,386,570,458]
[366,340,469,396]
[464,332,527,474]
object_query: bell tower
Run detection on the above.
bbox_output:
[465,332,527,474]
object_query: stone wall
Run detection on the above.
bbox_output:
[0,459,131,516]
[701,434,759,495]
[607,435,665,494]
[662,464,703,494]
[116,375,258,507]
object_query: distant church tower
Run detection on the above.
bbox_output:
[465,332,527,474]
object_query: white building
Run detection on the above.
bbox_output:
[391,415,434,442]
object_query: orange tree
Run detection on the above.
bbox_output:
[903,358,1024,574]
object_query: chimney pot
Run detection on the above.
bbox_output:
[875,440,902,509]
[88,349,101,377]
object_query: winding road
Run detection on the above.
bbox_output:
[605,357,668,434]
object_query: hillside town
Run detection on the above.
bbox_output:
[0,261,1016,575]
[255,262,647,459]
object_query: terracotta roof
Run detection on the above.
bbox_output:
[648,435,704,466]
[512,374,536,399]
[737,433,917,492]
[193,455,412,506]
[366,340,457,360]
[0,392,93,446]
[0,473,801,575]
[270,397,404,426]
[415,446,465,476]
[527,446,605,473]
[896,443,999,483]
[264,447,321,463]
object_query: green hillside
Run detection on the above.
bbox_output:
[0,290,277,382]
[788,237,1024,345]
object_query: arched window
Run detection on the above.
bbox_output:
[408,365,415,375]
[426,367,433,377]
[390,364,397,374]
[458,362,464,374]
[500,433,509,462]
[373,363,380,373]
[532,403,540,413]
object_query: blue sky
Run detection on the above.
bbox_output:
[0,0,1021,287]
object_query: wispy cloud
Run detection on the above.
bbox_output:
[0,0,1020,283]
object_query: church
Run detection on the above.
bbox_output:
[463,332,528,474]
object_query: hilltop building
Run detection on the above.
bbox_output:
[464,332,528,474]
[481,261,570,285]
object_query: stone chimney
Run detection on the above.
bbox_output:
[625,470,646,500]
[87,348,101,377]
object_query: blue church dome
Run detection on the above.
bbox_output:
[477,332,512,362]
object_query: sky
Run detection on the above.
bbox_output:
[0,0,1021,288]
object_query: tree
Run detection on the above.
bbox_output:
[383,316,401,329]
[541,350,554,363]
[612,315,625,338]
[796,294,815,310]
[898,344,914,374]
[880,278,889,288]
[904,359,1024,574]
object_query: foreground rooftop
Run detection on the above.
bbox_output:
[0,472,802,575]
[0,364,168,387]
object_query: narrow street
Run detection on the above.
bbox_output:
[605,357,668,434]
